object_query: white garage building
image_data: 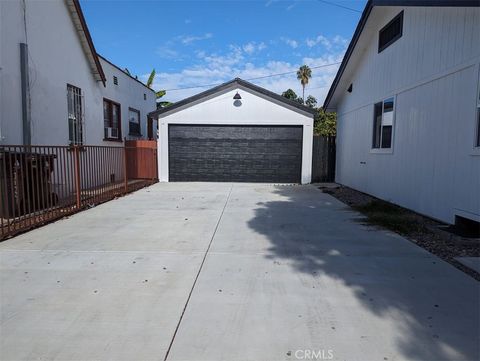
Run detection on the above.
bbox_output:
[149,78,315,184]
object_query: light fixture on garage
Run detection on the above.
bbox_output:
[233,92,242,100]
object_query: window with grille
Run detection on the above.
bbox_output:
[103,99,121,140]
[378,11,403,53]
[128,108,141,136]
[372,97,394,149]
[67,84,84,145]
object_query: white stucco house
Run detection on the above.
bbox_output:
[0,0,156,147]
[149,78,315,184]
[324,0,480,225]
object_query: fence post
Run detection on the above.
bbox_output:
[123,146,128,194]
[73,145,81,209]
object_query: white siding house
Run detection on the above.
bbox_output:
[0,0,156,146]
[324,0,480,225]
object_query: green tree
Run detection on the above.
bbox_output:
[314,108,337,137]
[281,89,304,104]
[296,65,312,103]
[146,69,169,109]
[305,95,317,108]
[281,89,298,101]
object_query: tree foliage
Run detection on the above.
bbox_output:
[145,69,171,109]
[314,108,337,137]
[305,95,317,108]
[281,89,336,136]
[281,89,304,104]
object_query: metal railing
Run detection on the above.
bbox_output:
[0,144,157,240]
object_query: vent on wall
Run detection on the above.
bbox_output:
[378,11,403,53]
[113,76,118,85]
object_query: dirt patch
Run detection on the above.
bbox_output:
[321,185,480,281]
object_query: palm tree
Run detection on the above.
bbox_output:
[296,65,312,103]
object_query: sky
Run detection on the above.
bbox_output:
[81,0,366,104]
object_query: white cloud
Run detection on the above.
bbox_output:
[281,37,298,49]
[156,46,180,59]
[179,33,213,45]
[147,48,344,104]
[242,42,267,55]
[306,34,348,50]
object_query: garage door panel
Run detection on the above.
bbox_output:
[168,125,302,183]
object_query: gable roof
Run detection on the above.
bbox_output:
[65,0,106,86]
[97,54,155,93]
[148,78,317,119]
[323,0,480,110]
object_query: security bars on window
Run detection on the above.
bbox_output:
[67,84,84,145]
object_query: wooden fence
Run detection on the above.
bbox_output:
[0,141,158,240]
[311,136,336,182]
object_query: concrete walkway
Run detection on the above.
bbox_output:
[0,183,478,361]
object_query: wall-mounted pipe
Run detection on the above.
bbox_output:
[20,43,31,145]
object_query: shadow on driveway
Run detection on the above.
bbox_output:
[248,186,479,361]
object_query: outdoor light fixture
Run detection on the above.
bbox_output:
[233,92,242,100]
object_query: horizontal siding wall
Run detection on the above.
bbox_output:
[336,64,480,224]
[337,6,480,115]
[334,6,480,224]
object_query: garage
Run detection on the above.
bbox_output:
[149,78,315,184]
[168,125,303,183]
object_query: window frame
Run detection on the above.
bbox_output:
[67,84,84,146]
[103,98,122,142]
[378,11,404,53]
[371,96,396,153]
[475,64,480,149]
[128,107,142,136]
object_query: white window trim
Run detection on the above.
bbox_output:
[371,95,396,154]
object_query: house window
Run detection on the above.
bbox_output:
[378,11,403,53]
[128,108,141,136]
[113,76,118,85]
[67,84,83,145]
[372,97,394,149]
[103,99,121,141]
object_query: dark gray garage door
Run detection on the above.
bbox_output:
[168,125,303,183]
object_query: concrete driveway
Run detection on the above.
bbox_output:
[0,183,478,361]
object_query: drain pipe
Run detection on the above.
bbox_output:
[20,43,31,146]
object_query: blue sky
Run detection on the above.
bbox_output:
[82,0,366,103]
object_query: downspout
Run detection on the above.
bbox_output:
[20,43,31,146]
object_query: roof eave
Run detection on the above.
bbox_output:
[149,78,317,119]
[322,0,480,110]
[66,0,106,86]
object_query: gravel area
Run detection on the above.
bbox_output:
[320,185,480,281]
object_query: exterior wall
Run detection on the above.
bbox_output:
[99,58,156,144]
[0,0,155,146]
[334,6,480,224]
[156,87,314,184]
